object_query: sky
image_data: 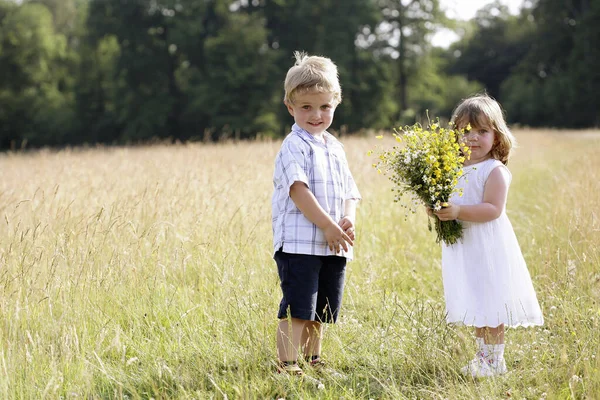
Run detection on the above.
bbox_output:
[432,0,526,47]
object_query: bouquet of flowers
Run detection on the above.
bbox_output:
[370,120,471,245]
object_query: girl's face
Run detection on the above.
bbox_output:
[464,124,496,166]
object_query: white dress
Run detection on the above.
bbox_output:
[442,158,544,328]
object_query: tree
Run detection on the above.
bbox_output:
[0,2,74,148]
[74,34,123,144]
[372,0,445,117]
[234,0,386,133]
[500,0,600,127]
[409,48,483,122]
[181,9,278,139]
[445,2,534,100]
[86,0,190,142]
[25,0,82,37]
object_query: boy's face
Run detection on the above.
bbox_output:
[286,91,337,136]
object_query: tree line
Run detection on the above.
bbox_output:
[0,0,597,149]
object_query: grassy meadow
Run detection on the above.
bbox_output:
[0,129,599,399]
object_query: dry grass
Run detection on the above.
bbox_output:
[0,130,598,399]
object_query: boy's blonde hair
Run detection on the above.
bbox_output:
[451,94,515,165]
[283,51,342,105]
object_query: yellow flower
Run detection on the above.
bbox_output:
[376,135,383,139]
[368,117,468,244]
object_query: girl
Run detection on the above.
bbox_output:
[434,94,544,378]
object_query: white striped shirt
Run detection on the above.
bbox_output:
[272,124,361,259]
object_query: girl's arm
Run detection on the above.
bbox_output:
[435,166,510,223]
[289,181,353,251]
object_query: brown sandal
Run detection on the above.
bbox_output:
[276,361,304,376]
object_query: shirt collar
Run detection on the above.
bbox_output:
[291,123,340,148]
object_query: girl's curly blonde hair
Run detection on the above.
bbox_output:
[451,93,516,165]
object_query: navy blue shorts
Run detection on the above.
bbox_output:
[275,250,347,323]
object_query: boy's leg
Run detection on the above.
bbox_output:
[303,255,345,362]
[314,255,346,325]
[274,251,322,366]
[277,317,309,363]
[301,321,323,359]
[302,319,348,380]
[276,317,327,388]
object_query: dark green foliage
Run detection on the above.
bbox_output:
[445,3,533,99]
[500,0,600,127]
[0,0,597,149]
[445,0,599,127]
[0,2,75,148]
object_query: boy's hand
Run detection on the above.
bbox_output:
[338,216,356,241]
[324,222,353,253]
[434,202,460,221]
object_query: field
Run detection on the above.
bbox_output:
[0,130,599,399]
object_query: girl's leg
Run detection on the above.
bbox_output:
[479,325,507,369]
[476,324,505,344]
[475,327,484,340]
[474,328,485,356]
[463,325,507,376]
[277,317,309,363]
[301,320,323,359]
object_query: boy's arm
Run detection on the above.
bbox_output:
[340,154,360,235]
[339,199,358,240]
[435,167,509,223]
[343,199,357,222]
[289,181,353,252]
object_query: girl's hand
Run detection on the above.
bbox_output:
[425,207,434,217]
[434,203,461,221]
[338,216,356,241]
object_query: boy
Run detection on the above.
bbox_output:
[272,51,361,377]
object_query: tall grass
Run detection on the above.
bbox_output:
[0,130,598,399]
